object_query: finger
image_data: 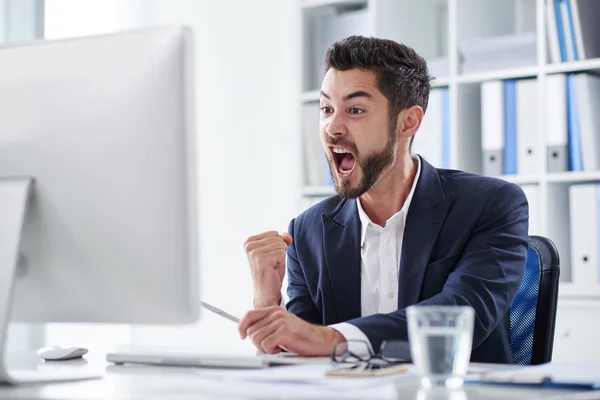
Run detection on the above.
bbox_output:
[247,240,288,255]
[244,231,279,249]
[246,308,283,337]
[251,320,284,354]
[280,233,293,246]
[260,326,287,354]
[245,236,287,253]
[238,307,279,338]
[264,249,287,259]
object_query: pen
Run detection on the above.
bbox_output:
[200,301,241,323]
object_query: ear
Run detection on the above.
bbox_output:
[398,105,424,141]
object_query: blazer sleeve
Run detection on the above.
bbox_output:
[284,218,322,324]
[346,182,529,353]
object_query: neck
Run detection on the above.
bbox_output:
[358,154,417,227]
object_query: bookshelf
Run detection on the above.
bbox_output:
[299,0,600,362]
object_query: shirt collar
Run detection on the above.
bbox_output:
[356,155,422,247]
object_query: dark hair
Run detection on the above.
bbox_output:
[324,36,433,147]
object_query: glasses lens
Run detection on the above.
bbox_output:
[332,341,349,362]
[380,340,409,362]
[332,340,372,362]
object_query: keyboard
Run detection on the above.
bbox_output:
[106,348,331,369]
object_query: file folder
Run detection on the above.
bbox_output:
[546,0,561,63]
[564,0,580,60]
[481,81,504,176]
[545,74,569,172]
[560,0,576,61]
[569,184,600,285]
[503,80,517,175]
[467,363,600,390]
[569,0,600,61]
[573,73,600,171]
[554,0,568,61]
[516,79,538,174]
[566,74,583,171]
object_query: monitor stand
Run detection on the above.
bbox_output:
[0,178,102,384]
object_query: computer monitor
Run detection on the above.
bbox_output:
[0,26,199,382]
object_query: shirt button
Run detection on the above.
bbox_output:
[387,291,394,299]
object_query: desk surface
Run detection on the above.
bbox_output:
[1,352,599,400]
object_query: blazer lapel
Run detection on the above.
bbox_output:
[322,200,362,323]
[398,158,455,309]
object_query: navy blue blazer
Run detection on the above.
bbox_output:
[285,156,529,364]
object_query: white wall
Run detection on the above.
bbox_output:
[129,0,301,353]
[44,0,141,39]
[43,0,302,354]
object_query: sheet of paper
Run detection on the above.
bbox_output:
[151,379,400,400]
[149,364,409,399]
[194,363,416,388]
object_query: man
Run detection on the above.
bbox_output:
[239,36,528,363]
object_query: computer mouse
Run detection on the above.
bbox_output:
[37,346,88,361]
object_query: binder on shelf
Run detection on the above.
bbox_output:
[566,74,583,171]
[546,0,600,64]
[515,79,539,175]
[569,184,600,285]
[573,73,600,171]
[521,184,540,235]
[564,0,580,60]
[569,0,600,61]
[412,87,450,169]
[503,80,517,175]
[560,0,576,61]
[553,0,568,62]
[481,80,504,176]
[458,32,537,74]
[545,74,569,173]
[546,0,561,63]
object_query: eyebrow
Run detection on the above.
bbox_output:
[320,90,373,101]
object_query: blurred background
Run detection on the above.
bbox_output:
[2,0,600,364]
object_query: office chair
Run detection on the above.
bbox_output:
[509,235,560,365]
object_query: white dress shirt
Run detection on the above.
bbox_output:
[329,156,421,353]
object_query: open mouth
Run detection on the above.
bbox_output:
[330,146,356,177]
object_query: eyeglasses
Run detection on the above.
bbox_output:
[331,340,409,365]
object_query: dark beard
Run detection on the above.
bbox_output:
[329,124,397,199]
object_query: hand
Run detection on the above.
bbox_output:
[238,306,344,356]
[244,231,293,308]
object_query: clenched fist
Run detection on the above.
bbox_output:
[244,231,293,309]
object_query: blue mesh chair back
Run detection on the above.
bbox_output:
[509,235,560,365]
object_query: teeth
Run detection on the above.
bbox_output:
[332,147,349,154]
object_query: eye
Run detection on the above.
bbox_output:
[320,106,333,115]
[349,108,364,115]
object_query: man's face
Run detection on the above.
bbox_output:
[319,68,397,199]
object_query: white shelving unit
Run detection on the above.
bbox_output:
[299,0,600,363]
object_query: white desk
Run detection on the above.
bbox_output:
[0,352,599,400]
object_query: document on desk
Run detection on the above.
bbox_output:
[195,363,416,387]
[157,366,403,399]
[468,363,600,389]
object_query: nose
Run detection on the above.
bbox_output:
[324,111,348,137]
